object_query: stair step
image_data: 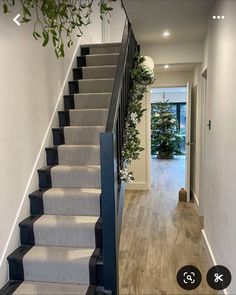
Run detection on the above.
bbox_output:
[80,78,114,93]
[58,145,100,165]
[30,188,101,216]
[20,215,101,248]
[74,93,111,109]
[74,65,117,80]
[51,165,101,189]
[69,79,114,94]
[64,126,105,145]
[81,43,120,55]
[77,53,119,67]
[8,246,99,285]
[11,281,94,295]
[69,109,108,126]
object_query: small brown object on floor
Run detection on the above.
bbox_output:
[179,188,187,202]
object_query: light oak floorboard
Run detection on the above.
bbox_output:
[119,157,217,295]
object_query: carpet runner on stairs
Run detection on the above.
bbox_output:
[0,42,120,295]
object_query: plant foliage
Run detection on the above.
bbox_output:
[151,97,182,158]
[120,55,155,182]
[2,0,116,58]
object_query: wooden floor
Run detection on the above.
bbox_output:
[119,157,216,295]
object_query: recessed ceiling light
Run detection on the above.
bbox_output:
[163,31,170,37]
[164,65,169,69]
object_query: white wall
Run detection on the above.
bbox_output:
[141,43,203,65]
[151,89,186,103]
[127,92,151,190]
[153,70,193,88]
[0,3,102,287]
[203,1,236,293]
[109,0,126,43]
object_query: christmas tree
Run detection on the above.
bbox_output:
[151,95,182,159]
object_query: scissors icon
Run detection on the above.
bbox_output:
[214,273,224,283]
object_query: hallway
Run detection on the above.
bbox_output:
[119,158,216,294]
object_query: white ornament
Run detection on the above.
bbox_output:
[143,56,155,71]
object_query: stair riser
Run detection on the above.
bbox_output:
[64,95,75,110]
[87,55,119,67]
[80,80,114,94]
[20,217,102,249]
[59,110,108,127]
[52,128,65,145]
[64,127,105,145]
[51,167,101,189]
[58,146,100,166]
[74,66,117,80]
[46,146,101,166]
[58,111,70,127]
[38,167,53,189]
[81,46,120,55]
[69,80,114,95]
[46,147,58,166]
[69,110,108,126]
[74,94,111,109]
[30,189,101,216]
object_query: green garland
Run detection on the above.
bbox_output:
[2,0,115,58]
[120,55,155,182]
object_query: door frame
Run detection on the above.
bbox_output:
[199,69,208,217]
[149,85,188,186]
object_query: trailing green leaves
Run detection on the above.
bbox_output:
[120,54,155,183]
[2,0,116,58]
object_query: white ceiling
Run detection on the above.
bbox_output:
[155,63,197,72]
[123,0,215,45]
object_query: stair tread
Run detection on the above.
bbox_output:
[65,125,105,128]
[21,215,99,248]
[52,164,100,169]
[85,53,119,57]
[45,187,101,194]
[81,42,120,47]
[69,108,108,111]
[79,78,115,82]
[79,65,117,69]
[8,246,98,285]
[12,281,91,295]
[40,188,100,216]
[23,214,99,225]
[74,92,112,95]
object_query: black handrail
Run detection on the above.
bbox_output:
[100,17,137,295]
[106,20,131,132]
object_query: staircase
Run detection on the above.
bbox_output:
[0,43,121,295]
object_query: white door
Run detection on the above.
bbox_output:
[185,82,192,201]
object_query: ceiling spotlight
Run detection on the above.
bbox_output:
[212,16,216,19]
[164,65,169,69]
[163,31,170,37]
[217,15,221,19]
[221,15,225,19]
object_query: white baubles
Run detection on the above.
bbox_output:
[143,56,155,71]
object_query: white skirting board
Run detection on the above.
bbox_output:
[201,230,228,295]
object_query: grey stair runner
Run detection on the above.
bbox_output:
[13,281,90,295]
[23,246,93,284]
[1,43,120,295]
[81,65,117,79]
[74,93,111,109]
[85,53,119,66]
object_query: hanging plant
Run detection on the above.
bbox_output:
[120,55,155,183]
[2,0,116,58]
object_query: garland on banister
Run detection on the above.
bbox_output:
[120,55,155,183]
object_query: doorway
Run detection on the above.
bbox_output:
[150,86,187,191]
